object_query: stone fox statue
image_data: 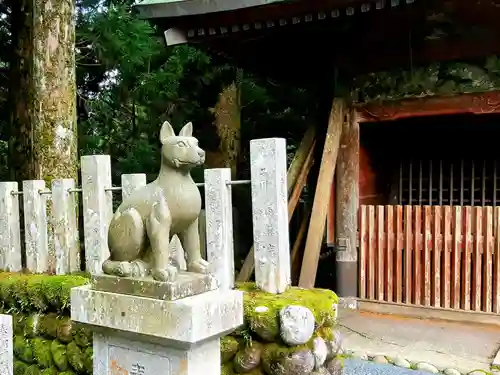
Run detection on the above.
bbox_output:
[102,121,210,282]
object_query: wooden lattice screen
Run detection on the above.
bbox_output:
[359,204,500,313]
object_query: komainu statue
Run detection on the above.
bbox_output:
[102,121,210,282]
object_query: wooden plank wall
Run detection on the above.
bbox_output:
[359,205,500,313]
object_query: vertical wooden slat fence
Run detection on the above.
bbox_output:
[359,205,500,313]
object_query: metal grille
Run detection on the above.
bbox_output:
[399,159,500,206]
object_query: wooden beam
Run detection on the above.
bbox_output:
[287,126,317,196]
[356,91,500,123]
[291,207,311,284]
[334,107,360,297]
[236,125,316,282]
[326,174,336,247]
[299,98,345,289]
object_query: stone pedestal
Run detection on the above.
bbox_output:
[71,276,243,375]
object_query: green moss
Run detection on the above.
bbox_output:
[40,314,59,339]
[25,364,41,375]
[59,372,76,375]
[14,360,28,375]
[261,342,308,374]
[14,335,34,363]
[40,368,58,375]
[233,342,263,373]
[1,274,27,308]
[13,314,27,335]
[42,275,89,312]
[236,282,338,341]
[26,276,51,311]
[221,363,236,375]
[243,368,265,375]
[221,336,240,363]
[0,272,89,314]
[57,317,73,343]
[315,327,334,341]
[51,339,69,371]
[83,347,93,374]
[67,341,85,373]
[25,314,43,338]
[32,338,54,368]
[73,326,92,348]
[351,55,500,103]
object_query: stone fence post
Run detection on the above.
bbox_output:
[250,138,291,294]
[0,314,13,375]
[205,168,234,290]
[0,182,22,272]
[52,178,80,274]
[121,173,147,200]
[81,155,113,274]
[23,180,49,273]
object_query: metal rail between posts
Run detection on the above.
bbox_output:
[8,178,251,196]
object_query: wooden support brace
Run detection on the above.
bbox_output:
[298,98,345,289]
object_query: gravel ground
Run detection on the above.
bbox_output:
[345,358,432,375]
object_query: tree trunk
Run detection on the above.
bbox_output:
[9,0,78,182]
[9,0,78,273]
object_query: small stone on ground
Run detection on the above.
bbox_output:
[372,355,389,364]
[415,362,439,373]
[351,350,368,360]
[392,357,411,369]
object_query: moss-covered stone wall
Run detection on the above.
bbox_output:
[222,283,342,375]
[0,273,91,375]
[352,55,500,103]
[1,273,342,375]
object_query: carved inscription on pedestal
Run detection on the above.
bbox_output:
[109,345,171,375]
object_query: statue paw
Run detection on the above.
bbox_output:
[152,265,178,282]
[187,259,211,274]
[102,260,132,277]
[130,260,150,278]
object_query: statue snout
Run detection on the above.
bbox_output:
[197,148,206,160]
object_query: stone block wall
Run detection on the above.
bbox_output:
[0,272,92,375]
[1,273,343,375]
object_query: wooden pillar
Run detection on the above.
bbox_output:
[335,108,360,297]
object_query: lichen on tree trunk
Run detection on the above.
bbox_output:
[9,0,78,273]
[10,0,78,182]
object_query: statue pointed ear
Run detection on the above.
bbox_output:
[178,122,193,137]
[160,121,175,144]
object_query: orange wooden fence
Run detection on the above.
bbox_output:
[359,205,500,313]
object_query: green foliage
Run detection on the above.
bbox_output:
[0,0,316,184]
[74,2,316,183]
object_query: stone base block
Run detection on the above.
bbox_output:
[93,332,221,375]
[71,286,243,346]
[91,272,217,301]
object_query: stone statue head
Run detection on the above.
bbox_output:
[160,121,205,169]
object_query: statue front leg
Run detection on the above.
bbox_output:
[179,218,210,274]
[146,198,178,282]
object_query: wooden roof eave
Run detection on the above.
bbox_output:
[135,0,286,21]
[135,0,403,45]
